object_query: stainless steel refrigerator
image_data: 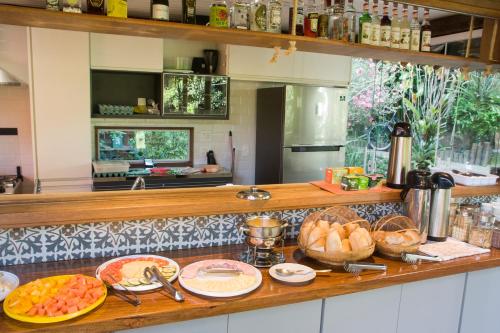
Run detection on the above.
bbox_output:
[255,85,348,184]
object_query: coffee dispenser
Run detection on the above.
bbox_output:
[401,169,432,243]
[387,122,412,189]
[428,172,455,241]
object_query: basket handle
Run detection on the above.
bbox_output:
[373,215,401,232]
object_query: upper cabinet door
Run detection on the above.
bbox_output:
[90,33,163,72]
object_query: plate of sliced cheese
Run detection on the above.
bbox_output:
[179,259,262,298]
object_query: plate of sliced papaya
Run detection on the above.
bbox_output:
[3,274,106,324]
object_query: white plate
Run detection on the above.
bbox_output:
[269,263,316,284]
[0,271,20,301]
[95,254,180,292]
[179,259,262,298]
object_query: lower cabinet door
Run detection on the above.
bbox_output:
[398,273,466,333]
[228,300,322,333]
[322,285,402,333]
[460,267,500,333]
[119,315,228,333]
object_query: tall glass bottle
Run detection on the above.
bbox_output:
[390,4,400,48]
[182,0,196,24]
[63,0,82,13]
[289,0,305,36]
[304,0,319,37]
[421,8,431,52]
[231,0,249,30]
[87,0,105,14]
[358,0,371,44]
[329,2,343,40]
[318,1,330,39]
[342,0,356,43]
[249,0,267,32]
[400,5,410,50]
[380,1,391,47]
[370,1,381,46]
[267,0,282,33]
[410,7,421,51]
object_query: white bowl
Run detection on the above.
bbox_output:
[0,271,20,301]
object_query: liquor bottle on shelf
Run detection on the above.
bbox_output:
[304,0,319,37]
[267,0,282,33]
[358,0,371,44]
[108,0,128,18]
[151,0,169,21]
[370,0,381,46]
[317,1,329,39]
[342,0,356,43]
[87,0,105,15]
[249,0,267,32]
[380,1,391,47]
[410,7,421,51]
[400,5,410,50]
[63,0,82,13]
[231,0,250,30]
[329,1,343,40]
[421,8,431,52]
[210,0,229,28]
[390,4,400,48]
[46,0,59,11]
[182,0,196,24]
[289,0,305,36]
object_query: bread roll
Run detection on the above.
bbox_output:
[341,239,352,252]
[325,229,342,253]
[384,232,405,245]
[330,222,346,239]
[356,227,372,246]
[344,223,359,237]
[317,219,331,233]
[307,226,327,247]
[349,228,371,251]
[372,230,386,242]
[403,230,421,245]
[299,221,315,247]
[309,238,326,252]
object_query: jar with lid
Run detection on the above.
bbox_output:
[231,0,249,30]
[249,0,267,32]
[210,0,229,28]
[450,205,477,242]
[468,211,495,248]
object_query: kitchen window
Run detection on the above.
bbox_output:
[95,127,193,166]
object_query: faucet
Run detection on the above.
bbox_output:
[131,176,146,190]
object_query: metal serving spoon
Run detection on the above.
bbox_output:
[275,268,332,276]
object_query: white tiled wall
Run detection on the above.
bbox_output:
[91,80,279,185]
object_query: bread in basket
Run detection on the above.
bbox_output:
[298,207,375,265]
[371,215,421,258]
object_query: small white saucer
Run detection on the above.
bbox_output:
[0,271,20,301]
[269,263,316,285]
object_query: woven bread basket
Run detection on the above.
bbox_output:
[371,215,421,258]
[298,207,375,265]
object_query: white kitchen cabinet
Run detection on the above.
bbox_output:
[228,300,322,333]
[322,285,401,333]
[398,274,466,333]
[90,33,163,72]
[460,267,500,333]
[221,45,351,86]
[119,315,228,333]
[30,28,92,191]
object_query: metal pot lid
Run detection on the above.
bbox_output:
[236,186,271,200]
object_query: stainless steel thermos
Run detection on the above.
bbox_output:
[387,122,412,189]
[428,172,455,241]
[401,169,432,243]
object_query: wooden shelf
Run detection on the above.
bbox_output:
[91,114,161,119]
[0,5,497,70]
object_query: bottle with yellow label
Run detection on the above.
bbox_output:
[108,0,128,18]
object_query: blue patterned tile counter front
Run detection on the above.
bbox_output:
[0,195,497,266]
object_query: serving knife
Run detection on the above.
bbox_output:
[197,267,243,277]
[144,266,184,302]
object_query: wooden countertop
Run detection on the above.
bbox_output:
[0,183,499,228]
[1,244,499,333]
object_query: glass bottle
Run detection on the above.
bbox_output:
[87,0,105,14]
[63,0,82,13]
[231,0,250,30]
[380,1,391,47]
[390,4,400,49]
[107,0,128,18]
[210,0,229,28]
[182,0,196,24]
[304,0,319,38]
[329,2,343,40]
[358,0,371,44]
[410,7,420,51]
[342,0,356,43]
[399,5,410,50]
[317,1,329,39]
[249,0,267,32]
[151,0,169,21]
[46,0,60,11]
[370,0,381,46]
[289,0,305,36]
[421,8,431,52]
[267,0,282,33]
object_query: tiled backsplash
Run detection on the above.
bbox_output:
[0,195,496,266]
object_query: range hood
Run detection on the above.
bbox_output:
[0,67,21,86]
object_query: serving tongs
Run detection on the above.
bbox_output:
[343,261,387,277]
[144,266,184,302]
[401,252,442,264]
[104,274,141,306]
